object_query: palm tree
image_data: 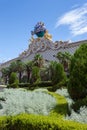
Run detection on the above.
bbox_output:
[56,52,64,63]
[25,61,33,82]
[56,51,71,71]
[33,54,44,67]
[16,60,25,83]
[9,61,17,72]
[1,67,11,84]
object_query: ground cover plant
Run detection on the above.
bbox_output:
[56,88,87,124]
[0,88,57,116]
[0,89,87,130]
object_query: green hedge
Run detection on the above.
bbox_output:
[18,83,30,88]
[36,81,52,87]
[18,81,52,90]
[29,81,53,90]
[0,92,86,129]
[7,82,19,88]
[0,114,87,130]
[49,92,68,117]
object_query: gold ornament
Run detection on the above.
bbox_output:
[44,30,52,40]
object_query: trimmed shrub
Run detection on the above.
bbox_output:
[9,72,18,84]
[68,44,87,100]
[71,96,87,112]
[55,88,74,114]
[0,89,86,129]
[18,83,30,88]
[49,61,66,85]
[52,78,69,91]
[0,114,87,130]
[8,72,19,88]
[30,81,52,88]
[7,81,19,88]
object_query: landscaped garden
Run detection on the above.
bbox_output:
[0,43,87,129]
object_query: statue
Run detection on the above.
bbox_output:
[31,22,46,37]
[44,30,52,40]
[30,22,52,41]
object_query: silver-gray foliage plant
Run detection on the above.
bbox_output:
[55,88,74,111]
[0,88,56,116]
[56,88,87,124]
[65,106,87,124]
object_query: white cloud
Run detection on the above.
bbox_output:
[55,3,87,36]
[71,4,80,9]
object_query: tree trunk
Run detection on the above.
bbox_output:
[19,72,22,83]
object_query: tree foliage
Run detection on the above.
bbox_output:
[49,61,66,85]
[1,67,11,84]
[25,61,33,82]
[8,72,19,88]
[68,43,87,100]
[56,51,71,71]
[30,66,40,83]
[16,60,25,83]
[33,54,44,67]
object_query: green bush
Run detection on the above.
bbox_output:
[0,114,87,130]
[31,81,52,87]
[9,72,17,84]
[71,96,87,112]
[8,72,19,88]
[7,81,19,88]
[40,67,50,81]
[49,61,66,85]
[52,78,69,91]
[28,81,53,91]
[0,92,86,129]
[68,44,87,100]
[21,75,27,83]
[18,83,30,88]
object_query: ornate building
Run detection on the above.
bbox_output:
[0,22,87,75]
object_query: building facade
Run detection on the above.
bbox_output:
[0,37,87,71]
[0,22,87,76]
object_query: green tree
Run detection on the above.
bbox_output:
[16,60,25,83]
[1,67,11,84]
[9,61,17,72]
[68,43,87,100]
[8,72,19,88]
[56,51,71,71]
[30,66,40,83]
[25,61,33,82]
[49,61,66,85]
[40,67,50,81]
[33,54,44,67]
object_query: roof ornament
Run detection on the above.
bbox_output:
[30,22,52,41]
[31,21,46,37]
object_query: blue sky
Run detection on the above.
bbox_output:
[0,0,87,62]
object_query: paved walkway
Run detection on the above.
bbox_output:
[0,85,7,88]
[0,85,7,91]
